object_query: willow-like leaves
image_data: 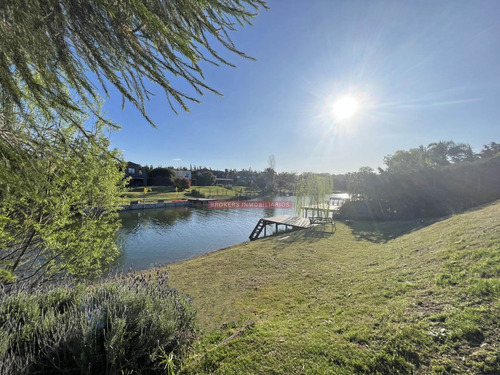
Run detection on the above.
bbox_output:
[295,175,334,218]
[0,109,126,285]
[0,0,267,130]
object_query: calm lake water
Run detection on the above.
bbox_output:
[116,197,295,270]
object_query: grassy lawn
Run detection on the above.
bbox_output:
[162,200,500,374]
[121,185,258,204]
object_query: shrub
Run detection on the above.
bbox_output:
[0,268,196,374]
[173,177,190,191]
[187,189,205,198]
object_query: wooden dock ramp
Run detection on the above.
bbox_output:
[249,215,311,241]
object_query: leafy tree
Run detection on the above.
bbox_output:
[0,115,125,284]
[276,172,298,192]
[196,170,217,186]
[478,142,500,159]
[295,174,334,217]
[257,168,276,193]
[340,152,500,220]
[446,142,475,163]
[234,168,257,187]
[0,1,267,286]
[0,0,267,129]
[427,141,454,166]
[384,141,475,173]
[173,177,190,191]
[345,167,378,200]
[383,146,430,173]
[257,155,276,193]
[148,167,175,186]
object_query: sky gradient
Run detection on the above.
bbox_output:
[104,0,500,174]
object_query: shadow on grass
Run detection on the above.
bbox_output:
[272,226,335,245]
[303,229,334,239]
[344,218,441,243]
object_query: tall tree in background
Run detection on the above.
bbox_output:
[478,142,500,158]
[427,141,454,166]
[345,167,377,201]
[384,141,476,173]
[447,142,475,163]
[196,170,217,186]
[383,146,430,173]
[148,167,175,186]
[276,172,298,192]
[0,0,267,130]
[258,155,276,194]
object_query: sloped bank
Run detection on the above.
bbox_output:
[167,200,500,374]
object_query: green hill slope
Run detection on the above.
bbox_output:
[168,201,500,374]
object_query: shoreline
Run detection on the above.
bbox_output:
[119,200,191,211]
[118,195,261,211]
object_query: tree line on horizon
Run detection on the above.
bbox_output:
[339,140,500,219]
[139,140,500,213]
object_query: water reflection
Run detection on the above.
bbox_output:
[119,207,193,236]
[116,197,294,271]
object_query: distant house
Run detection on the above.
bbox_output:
[174,170,192,181]
[125,162,147,187]
[216,177,234,186]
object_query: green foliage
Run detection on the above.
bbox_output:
[445,308,484,344]
[275,172,298,192]
[295,174,334,217]
[384,145,431,173]
[344,166,377,201]
[257,167,276,193]
[0,114,126,283]
[478,142,500,159]
[174,177,191,191]
[148,167,175,186]
[195,170,217,186]
[0,268,196,374]
[384,141,475,173]
[0,0,267,128]
[121,185,252,203]
[187,189,206,198]
[342,155,500,219]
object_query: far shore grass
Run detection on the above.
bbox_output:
[160,200,500,374]
[120,185,259,204]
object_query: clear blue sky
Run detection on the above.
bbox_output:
[104,0,500,174]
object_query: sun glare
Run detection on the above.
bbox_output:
[332,96,359,120]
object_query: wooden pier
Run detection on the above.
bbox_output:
[249,215,311,241]
[303,203,341,218]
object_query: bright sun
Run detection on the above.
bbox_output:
[332,96,359,120]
